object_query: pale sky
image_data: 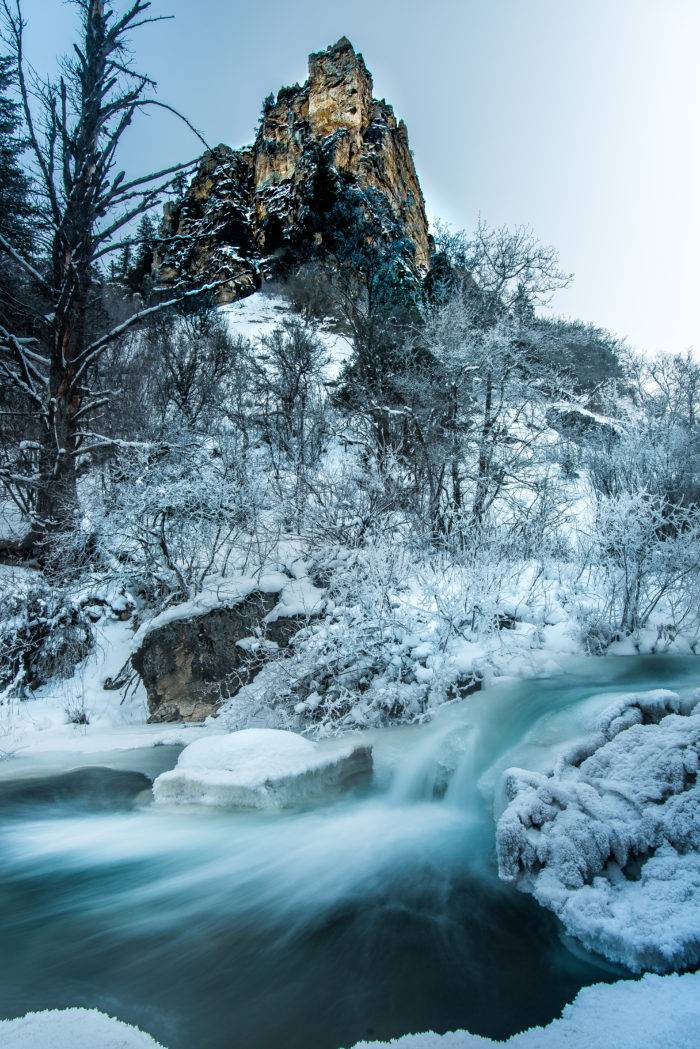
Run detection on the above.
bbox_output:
[16,0,700,355]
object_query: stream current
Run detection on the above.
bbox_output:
[0,655,697,1049]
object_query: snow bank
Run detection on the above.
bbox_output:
[496,688,700,971]
[152,727,372,808]
[0,1007,166,1048]
[349,971,700,1048]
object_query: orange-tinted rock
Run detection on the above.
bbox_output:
[157,38,430,303]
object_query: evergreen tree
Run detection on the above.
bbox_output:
[171,171,187,199]
[127,213,156,294]
[0,53,33,324]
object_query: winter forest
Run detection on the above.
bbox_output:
[0,2,698,1048]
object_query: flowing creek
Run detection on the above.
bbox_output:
[0,655,697,1049]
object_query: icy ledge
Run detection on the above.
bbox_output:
[349,971,700,1048]
[0,1007,166,1048]
[496,688,700,972]
[152,727,372,809]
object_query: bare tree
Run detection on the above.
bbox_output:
[0,0,221,556]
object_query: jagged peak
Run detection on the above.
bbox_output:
[311,36,360,60]
[157,36,431,301]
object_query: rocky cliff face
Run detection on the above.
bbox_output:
[156,38,431,302]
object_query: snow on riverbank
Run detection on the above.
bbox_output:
[349,971,700,1048]
[3,972,698,1048]
[0,617,212,764]
[496,688,700,972]
[130,571,325,652]
[0,1007,166,1049]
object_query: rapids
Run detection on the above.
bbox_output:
[0,655,696,1049]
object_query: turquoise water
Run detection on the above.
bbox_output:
[0,656,696,1049]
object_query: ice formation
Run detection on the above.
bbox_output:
[152,727,372,808]
[496,688,700,971]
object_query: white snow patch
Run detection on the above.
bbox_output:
[220,290,352,378]
[0,1007,166,1049]
[152,727,372,809]
[0,617,216,768]
[130,572,288,650]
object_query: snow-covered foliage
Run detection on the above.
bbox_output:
[0,573,93,699]
[496,688,700,972]
[575,491,700,648]
[86,435,265,607]
[211,544,581,736]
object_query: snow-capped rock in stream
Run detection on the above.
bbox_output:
[152,727,372,809]
[496,688,700,972]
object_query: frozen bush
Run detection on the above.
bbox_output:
[0,582,93,697]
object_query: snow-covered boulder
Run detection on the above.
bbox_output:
[496,688,700,972]
[152,727,372,809]
[131,574,324,722]
[0,1007,166,1048]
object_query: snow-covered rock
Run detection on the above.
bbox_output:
[496,688,700,972]
[131,574,325,722]
[152,727,372,809]
[0,1007,166,1048]
[349,971,700,1048]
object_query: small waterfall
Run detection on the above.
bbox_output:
[388,719,480,808]
[388,721,456,803]
[443,727,479,809]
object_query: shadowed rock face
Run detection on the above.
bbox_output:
[132,592,306,723]
[156,37,430,302]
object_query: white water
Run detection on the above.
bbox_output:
[0,655,697,1049]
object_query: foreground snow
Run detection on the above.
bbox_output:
[152,727,373,808]
[496,688,700,971]
[6,971,697,1049]
[0,1008,166,1049]
[350,971,700,1048]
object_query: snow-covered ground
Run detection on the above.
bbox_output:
[0,1008,166,1049]
[0,617,211,769]
[220,290,353,378]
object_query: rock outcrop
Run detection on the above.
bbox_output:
[156,37,430,302]
[132,575,325,722]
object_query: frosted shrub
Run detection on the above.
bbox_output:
[416,546,515,640]
[577,491,700,646]
[92,435,265,609]
[0,583,93,698]
[301,458,403,548]
[220,544,438,734]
